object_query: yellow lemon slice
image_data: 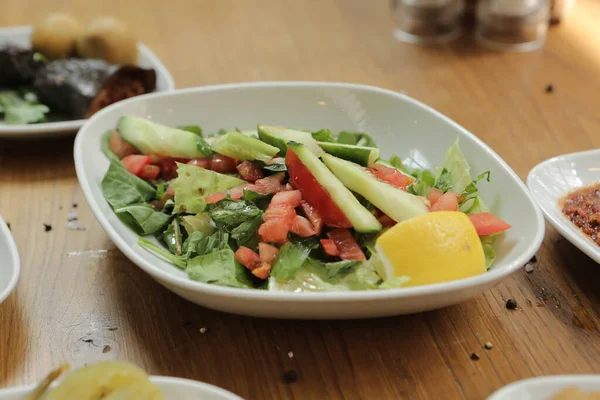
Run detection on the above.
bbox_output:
[375,211,485,287]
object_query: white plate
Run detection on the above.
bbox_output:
[527,149,600,263]
[74,81,545,319]
[487,375,600,400]
[0,216,20,304]
[0,376,243,400]
[0,25,175,138]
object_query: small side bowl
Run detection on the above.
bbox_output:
[75,81,545,319]
[0,216,20,305]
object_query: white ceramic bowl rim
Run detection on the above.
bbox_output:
[74,81,545,302]
[487,375,600,400]
[0,216,20,304]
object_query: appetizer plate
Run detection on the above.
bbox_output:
[75,82,545,319]
[0,216,20,304]
[487,375,600,400]
[527,149,600,264]
[0,25,175,139]
[0,376,243,400]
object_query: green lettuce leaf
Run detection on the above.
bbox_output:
[102,160,156,209]
[181,212,214,235]
[186,248,253,288]
[407,169,436,197]
[114,204,171,235]
[172,163,245,214]
[387,154,412,175]
[336,131,377,147]
[0,90,49,124]
[458,171,491,214]
[209,199,262,230]
[435,138,472,193]
[434,168,452,193]
[230,215,263,250]
[178,125,203,136]
[138,238,187,269]
[270,242,313,282]
[161,217,183,256]
[481,235,496,270]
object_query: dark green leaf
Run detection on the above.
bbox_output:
[178,125,203,136]
[311,129,335,142]
[115,204,171,235]
[182,231,207,259]
[407,169,436,197]
[271,242,312,281]
[336,131,377,148]
[323,260,358,278]
[242,190,273,210]
[434,168,453,193]
[231,215,263,250]
[102,160,156,209]
[162,217,183,255]
[387,154,412,175]
[186,248,253,288]
[101,130,121,164]
[209,200,262,230]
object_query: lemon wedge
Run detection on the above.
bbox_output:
[375,211,485,287]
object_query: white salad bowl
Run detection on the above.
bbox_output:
[487,375,600,400]
[0,216,20,305]
[527,149,600,264]
[0,25,175,139]
[0,376,243,400]
[74,82,545,319]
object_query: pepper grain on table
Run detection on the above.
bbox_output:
[1,0,600,399]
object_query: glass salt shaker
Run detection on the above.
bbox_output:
[391,0,465,45]
[475,0,551,52]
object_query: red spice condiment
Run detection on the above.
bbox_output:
[562,183,600,245]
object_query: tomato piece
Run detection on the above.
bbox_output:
[259,243,279,264]
[205,185,246,204]
[271,190,302,208]
[469,213,512,236]
[258,191,300,243]
[139,164,160,180]
[235,246,261,269]
[254,172,286,194]
[211,154,238,174]
[121,155,151,176]
[431,191,459,212]
[377,214,396,227]
[286,148,352,228]
[237,161,264,182]
[258,219,292,244]
[187,158,212,169]
[109,130,138,158]
[428,188,443,205]
[290,215,317,237]
[320,239,340,257]
[156,157,190,180]
[300,201,323,235]
[251,262,272,279]
[326,228,366,261]
[368,163,413,189]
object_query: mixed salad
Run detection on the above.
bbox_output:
[101,116,510,292]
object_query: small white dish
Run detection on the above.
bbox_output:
[0,216,20,304]
[527,149,600,264]
[0,25,175,139]
[0,376,243,400]
[487,375,600,400]
[74,81,545,319]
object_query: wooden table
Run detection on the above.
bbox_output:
[2,1,600,399]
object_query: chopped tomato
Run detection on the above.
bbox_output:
[237,161,264,182]
[469,213,512,236]
[430,191,459,212]
[428,188,443,205]
[320,239,340,257]
[259,243,279,264]
[254,173,286,194]
[187,158,212,169]
[235,246,261,269]
[326,229,366,261]
[286,148,352,228]
[258,191,299,243]
[109,130,138,158]
[377,214,396,227]
[368,163,413,189]
[251,262,272,279]
[300,201,323,235]
[211,154,238,174]
[290,215,317,237]
[121,155,151,176]
[139,164,160,180]
[157,157,190,180]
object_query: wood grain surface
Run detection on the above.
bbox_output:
[1,1,600,399]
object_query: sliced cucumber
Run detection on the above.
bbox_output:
[318,141,379,166]
[288,142,381,233]
[211,131,279,162]
[258,124,323,156]
[322,154,429,223]
[118,116,211,158]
